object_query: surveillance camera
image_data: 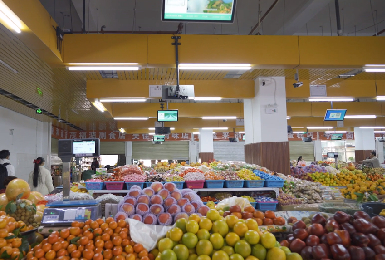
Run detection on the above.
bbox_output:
[223,119,227,122]
[293,82,303,88]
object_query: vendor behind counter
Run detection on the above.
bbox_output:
[82,167,94,181]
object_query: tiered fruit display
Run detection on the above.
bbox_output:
[340,180,385,201]
[27,217,150,260]
[236,169,262,181]
[280,211,385,260]
[154,209,300,260]
[310,169,368,186]
[222,206,286,226]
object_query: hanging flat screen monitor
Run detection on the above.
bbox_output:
[153,135,165,142]
[162,0,237,23]
[72,139,100,157]
[158,110,178,122]
[331,134,343,140]
[327,152,336,158]
[324,109,347,121]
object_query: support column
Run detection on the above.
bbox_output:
[244,77,290,175]
[376,140,384,164]
[189,141,198,163]
[125,141,133,165]
[313,140,322,162]
[354,127,375,163]
[199,129,214,162]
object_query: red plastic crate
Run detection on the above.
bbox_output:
[105,181,125,190]
[185,180,205,189]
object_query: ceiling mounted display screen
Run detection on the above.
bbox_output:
[157,110,179,122]
[324,109,347,121]
[331,134,343,140]
[162,0,237,23]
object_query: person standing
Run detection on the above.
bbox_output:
[0,150,15,190]
[28,157,54,195]
[91,158,99,172]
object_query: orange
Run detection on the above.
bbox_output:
[52,241,62,251]
[138,250,148,258]
[83,225,90,232]
[61,229,70,239]
[83,249,94,260]
[35,249,45,259]
[94,248,102,254]
[113,246,123,256]
[42,243,52,252]
[90,221,99,230]
[93,228,103,237]
[78,222,84,229]
[253,211,264,219]
[85,219,92,226]
[103,249,113,260]
[67,244,77,254]
[57,256,70,260]
[45,250,56,260]
[77,245,84,252]
[27,251,35,259]
[121,239,129,247]
[102,233,110,241]
[39,257,47,260]
[124,245,133,254]
[93,253,103,260]
[85,244,95,251]
[114,256,125,260]
[119,231,127,240]
[104,228,113,236]
[12,238,22,248]
[106,217,114,224]
[109,221,118,230]
[263,218,273,225]
[0,229,8,238]
[70,227,81,236]
[264,211,275,219]
[114,227,122,234]
[133,244,144,253]
[104,241,113,250]
[61,241,69,250]
[96,219,104,226]
[100,223,108,230]
[95,240,104,248]
[72,221,81,228]
[125,254,135,260]
[117,220,126,228]
[1,246,12,255]
[71,250,81,258]
[67,235,75,242]
[112,236,122,246]
[79,237,89,246]
[0,238,6,248]
[140,257,150,260]
[57,249,68,257]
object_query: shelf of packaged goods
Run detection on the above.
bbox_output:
[193,188,280,197]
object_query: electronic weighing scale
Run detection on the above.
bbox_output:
[42,200,102,227]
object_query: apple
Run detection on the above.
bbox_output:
[375,255,385,260]
[377,228,385,241]
[367,234,382,248]
[310,224,325,237]
[306,235,320,246]
[348,245,365,260]
[230,205,241,213]
[325,219,339,233]
[330,244,351,260]
[288,217,298,224]
[300,246,314,260]
[342,223,357,235]
[353,211,372,222]
[334,211,351,224]
[312,213,327,226]
[294,229,309,240]
[326,232,342,246]
[334,230,351,247]
[351,233,370,247]
[374,245,385,255]
[293,220,307,231]
[241,212,253,220]
[312,244,330,260]
[362,246,376,260]
[353,219,379,235]
[373,216,385,229]
[290,238,306,253]
[320,234,328,245]
[280,240,290,247]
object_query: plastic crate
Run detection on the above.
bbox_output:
[125,182,145,189]
[85,182,104,190]
[224,180,245,188]
[256,201,278,211]
[203,201,218,205]
[105,181,125,190]
[249,202,257,208]
[171,181,185,189]
[185,180,205,189]
[205,180,225,188]
[264,180,284,188]
[144,182,152,187]
[244,180,264,188]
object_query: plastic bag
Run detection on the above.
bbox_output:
[127,218,174,251]
[215,196,251,211]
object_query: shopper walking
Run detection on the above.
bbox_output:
[0,150,15,190]
[28,157,54,195]
[91,157,99,172]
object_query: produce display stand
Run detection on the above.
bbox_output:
[193,187,280,198]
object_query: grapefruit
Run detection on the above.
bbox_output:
[221,246,235,256]
[212,220,229,237]
[158,238,174,252]
[212,250,229,260]
[199,218,213,231]
[5,179,30,201]
[196,240,213,256]
[251,244,266,260]
[225,215,239,229]
[266,247,285,260]
[244,230,260,245]
[233,222,248,237]
[245,219,259,231]
[234,240,251,258]
[170,227,183,242]
[225,232,240,247]
[206,210,220,221]
[261,233,276,249]
[0,193,8,209]
[182,233,198,249]
[161,249,177,260]
[197,229,211,240]
[176,218,187,233]
[230,254,244,260]
[173,244,189,260]
[186,220,199,234]
[210,233,224,250]
[28,191,44,204]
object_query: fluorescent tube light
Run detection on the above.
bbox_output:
[307,127,333,129]
[149,133,155,135]
[119,128,126,133]
[365,64,385,67]
[180,64,252,70]
[194,97,222,101]
[293,132,306,134]
[67,66,140,71]
[364,68,385,73]
[114,117,148,120]
[193,132,215,134]
[359,127,385,129]
[201,127,228,130]
[374,131,385,133]
[148,127,175,130]
[100,98,147,103]
[239,132,245,134]
[376,96,385,100]
[292,127,305,128]
[68,63,138,65]
[93,100,106,112]
[308,98,353,102]
[202,116,236,120]
[286,116,291,120]
[344,115,376,119]
[325,131,347,133]
[0,1,22,33]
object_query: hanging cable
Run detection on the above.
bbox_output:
[132,0,137,32]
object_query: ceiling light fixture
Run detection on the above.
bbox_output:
[93,99,106,112]
[148,127,175,130]
[364,68,385,73]
[291,127,305,128]
[100,98,147,103]
[67,66,140,71]
[180,64,252,70]
[308,97,354,102]
[114,117,148,120]
[307,127,333,129]
[0,1,21,33]
[194,97,222,101]
[202,116,236,120]
[376,96,385,100]
[364,65,385,73]
[325,131,347,133]
[359,126,385,129]
[286,116,291,120]
[149,133,155,135]
[201,127,229,130]
[239,132,245,134]
[344,115,376,119]
[293,132,306,134]
[119,128,126,133]
[374,131,385,133]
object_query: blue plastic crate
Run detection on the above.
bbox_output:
[203,201,218,205]
[205,180,225,188]
[85,182,104,190]
[249,202,257,208]
[125,182,145,189]
[244,180,264,188]
[145,182,152,187]
[171,181,185,189]
[256,201,278,211]
[264,180,284,188]
[224,180,245,188]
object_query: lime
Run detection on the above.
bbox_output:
[176,218,187,233]
[161,249,177,260]
[266,247,286,260]
[234,240,251,258]
[196,240,214,256]
[173,244,189,260]
[158,238,174,252]
[197,229,211,240]
[221,245,235,256]
[244,230,260,245]
[206,210,220,221]
[230,254,244,260]
[196,256,211,260]
[212,250,229,260]
[182,232,198,249]
[261,233,276,249]
[212,220,229,237]
[186,220,199,234]
[252,244,266,260]
[188,254,198,260]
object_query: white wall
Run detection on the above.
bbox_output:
[0,106,51,181]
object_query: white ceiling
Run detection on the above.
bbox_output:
[39,0,385,36]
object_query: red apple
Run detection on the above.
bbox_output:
[325,219,339,233]
[334,230,351,247]
[290,238,306,253]
[373,216,385,229]
[367,233,382,248]
[353,211,372,222]
[310,224,325,237]
[294,229,309,240]
[288,217,298,224]
[375,255,385,260]
[348,245,365,260]
[377,228,385,241]
[230,205,241,213]
[330,244,351,260]
[351,233,370,247]
[353,219,376,234]
[334,211,351,224]
[326,232,343,246]
[362,246,376,260]
[313,244,330,260]
[312,213,327,226]
[374,245,385,255]
[241,212,253,220]
[342,223,357,235]
[306,235,320,247]
[280,240,289,247]
[320,234,328,245]
[301,246,314,260]
[293,220,307,231]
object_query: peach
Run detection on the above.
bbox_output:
[164,182,177,192]
[164,197,177,208]
[197,206,210,216]
[158,189,170,200]
[131,214,142,222]
[124,197,137,206]
[157,213,172,225]
[150,204,164,215]
[150,195,163,205]
[191,200,203,209]
[115,212,128,221]
[121,203,135,215]
[136,203,149,215]
[177,198,189,207]
[151,182,164,193]
[183,192,198,202]
[143,214,157,225]
[137,195,150,205]
[167,205,181,216]
[175,213,189,221]
[128,190,141,197]
[171,191,182,201]
[182,204,195,214]
[143,188,155,197]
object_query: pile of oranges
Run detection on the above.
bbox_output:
[26,217,153,260]
[0,211,35,259]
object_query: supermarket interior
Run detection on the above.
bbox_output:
[1,0,385,260]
